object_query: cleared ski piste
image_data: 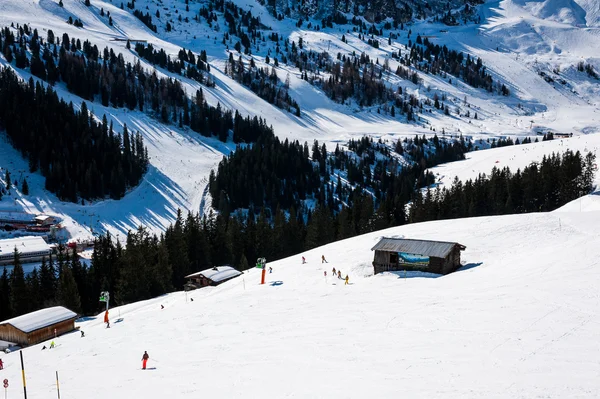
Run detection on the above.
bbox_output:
[1,203,600,398]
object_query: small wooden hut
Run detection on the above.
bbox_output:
[0,306,78,346]
[184,266,242,290]
[372,237,466,275]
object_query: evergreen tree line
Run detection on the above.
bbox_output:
[0,67,148,201]
[134,42,214,87]
[209,132,471,225]
[409,150,596,222]
[0,249,87,320]
[0,24,274,144]
[397,36,507,94]
[133,9,158,32]
[225,52,301,115]
[201,0,266,54]
[1,168,30,197]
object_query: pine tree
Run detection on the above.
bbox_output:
[239,254,249,271]
[10,248,30,316]
[39,256,58,307]
[26,269,42,311]
[21,178,29,195]
[56,264,82,313]
[4,170,10,193]
[0,267,11,320]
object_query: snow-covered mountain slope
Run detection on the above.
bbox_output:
[1,204,600,397]
[1,0,600,242]
[430,133,600,189]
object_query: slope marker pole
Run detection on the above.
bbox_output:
[56,371,61,399]
[20,351,27,399]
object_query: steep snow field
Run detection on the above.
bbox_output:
[1,203,600,397]
[1,0,600,242]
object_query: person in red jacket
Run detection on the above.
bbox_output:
[141,351,150,370]
[0,358,4,370]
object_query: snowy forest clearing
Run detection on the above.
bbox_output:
[0,204,599,397]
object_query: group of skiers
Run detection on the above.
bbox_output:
[301,255,328,264]
[302,255,349,285]
[328,267,349,285]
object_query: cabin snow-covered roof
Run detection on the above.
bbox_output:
[371,237,466,258]
[0,306,78,333]
[0,236,51,256]
[185,266,242,283]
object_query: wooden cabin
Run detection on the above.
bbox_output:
[184,266,242,290]
[0,306,78,346]
[372,237,466,275]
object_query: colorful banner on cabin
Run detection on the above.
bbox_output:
[398,252,429,268]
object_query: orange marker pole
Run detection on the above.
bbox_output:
[261,267,266,285]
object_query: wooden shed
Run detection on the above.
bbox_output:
[0,306,78,346]
[372,237,466,275]
[184,266,242,290]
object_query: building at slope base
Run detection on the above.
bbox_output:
[184,266,242,290]
[0,306,78,346]
[371,237,466,275]
[0,236,52,266]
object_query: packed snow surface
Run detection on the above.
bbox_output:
[1,206,600,397]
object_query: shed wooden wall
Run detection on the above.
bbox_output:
[0,318,76,346]
[373,248,462,275]
[0,323,27,345]
[442,246,462,274]
[27,318,76,345]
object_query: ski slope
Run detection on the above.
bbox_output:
[1,203,600,397]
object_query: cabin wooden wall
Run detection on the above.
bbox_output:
[27,319,76,345]
[373,245,464,276]
[0,324,27,345]
[442,247,462,274]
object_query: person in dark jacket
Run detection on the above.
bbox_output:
[142,351,150,370]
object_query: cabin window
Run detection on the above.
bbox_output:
[389,253,398,264]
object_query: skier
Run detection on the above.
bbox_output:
[190,298,194,302]
[50,341,55,349]
[81,330,85,338]
[0,358,3,370]
[324,271,327,277]
[161,305,164,310]
[302,256,306,264]
[141,351,150,370]
[104,310,110,328]
[337,270,342,279]
[332,267,336,275]
[321,255,328,263]
[345,275,349,285]
[269,267,273,274]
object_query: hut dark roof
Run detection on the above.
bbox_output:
[371,237,466,258]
